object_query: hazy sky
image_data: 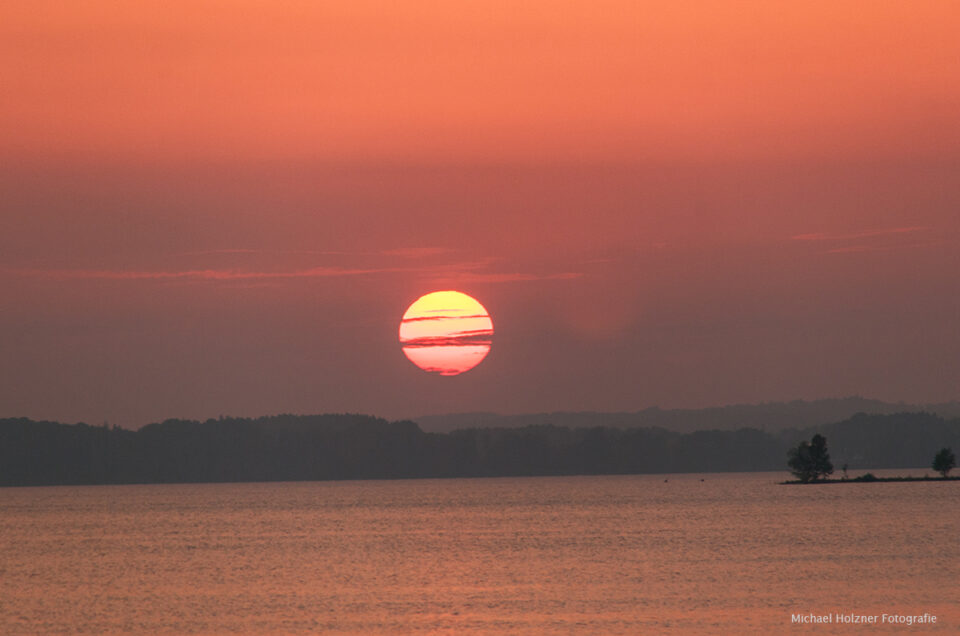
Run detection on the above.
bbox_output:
[2,1,959,427]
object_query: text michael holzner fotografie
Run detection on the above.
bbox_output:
[792,613,937,626]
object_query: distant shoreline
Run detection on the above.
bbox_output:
[782,475,959,485]
[4,412,959,488]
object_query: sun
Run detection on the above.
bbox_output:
[399,291,493,376]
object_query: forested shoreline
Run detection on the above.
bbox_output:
[2,412,958,487]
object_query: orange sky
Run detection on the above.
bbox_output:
[3,1,959,162]
[1,2,959,426]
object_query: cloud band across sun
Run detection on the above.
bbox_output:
[399,291,494,376]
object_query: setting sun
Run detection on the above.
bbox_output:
[399,291,493,376]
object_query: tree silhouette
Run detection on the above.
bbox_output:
[932,447,955,478]
[787,433,834,482]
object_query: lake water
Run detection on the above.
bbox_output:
[1,472,957,634]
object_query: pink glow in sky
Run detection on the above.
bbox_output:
[1,2,958,426]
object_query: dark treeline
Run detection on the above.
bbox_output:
[2,412,958,486]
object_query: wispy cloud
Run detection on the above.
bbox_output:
[178,248,262,256]
[825,241,942,254]
[791,226,930,241]
[176,248,350,257]
[400,334,493,348]
[429,272,583,285]
[452,328,496,337]
[401,314,491,323]
[7,263,584,286]
[788,226,945,255]
[6,243,582,287]
[381,247,453,259]
[13,266,409,281]
[177,247,453,259]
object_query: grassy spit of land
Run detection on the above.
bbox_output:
[782,474,959,484]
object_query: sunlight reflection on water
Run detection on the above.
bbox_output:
[0,472,957,634]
